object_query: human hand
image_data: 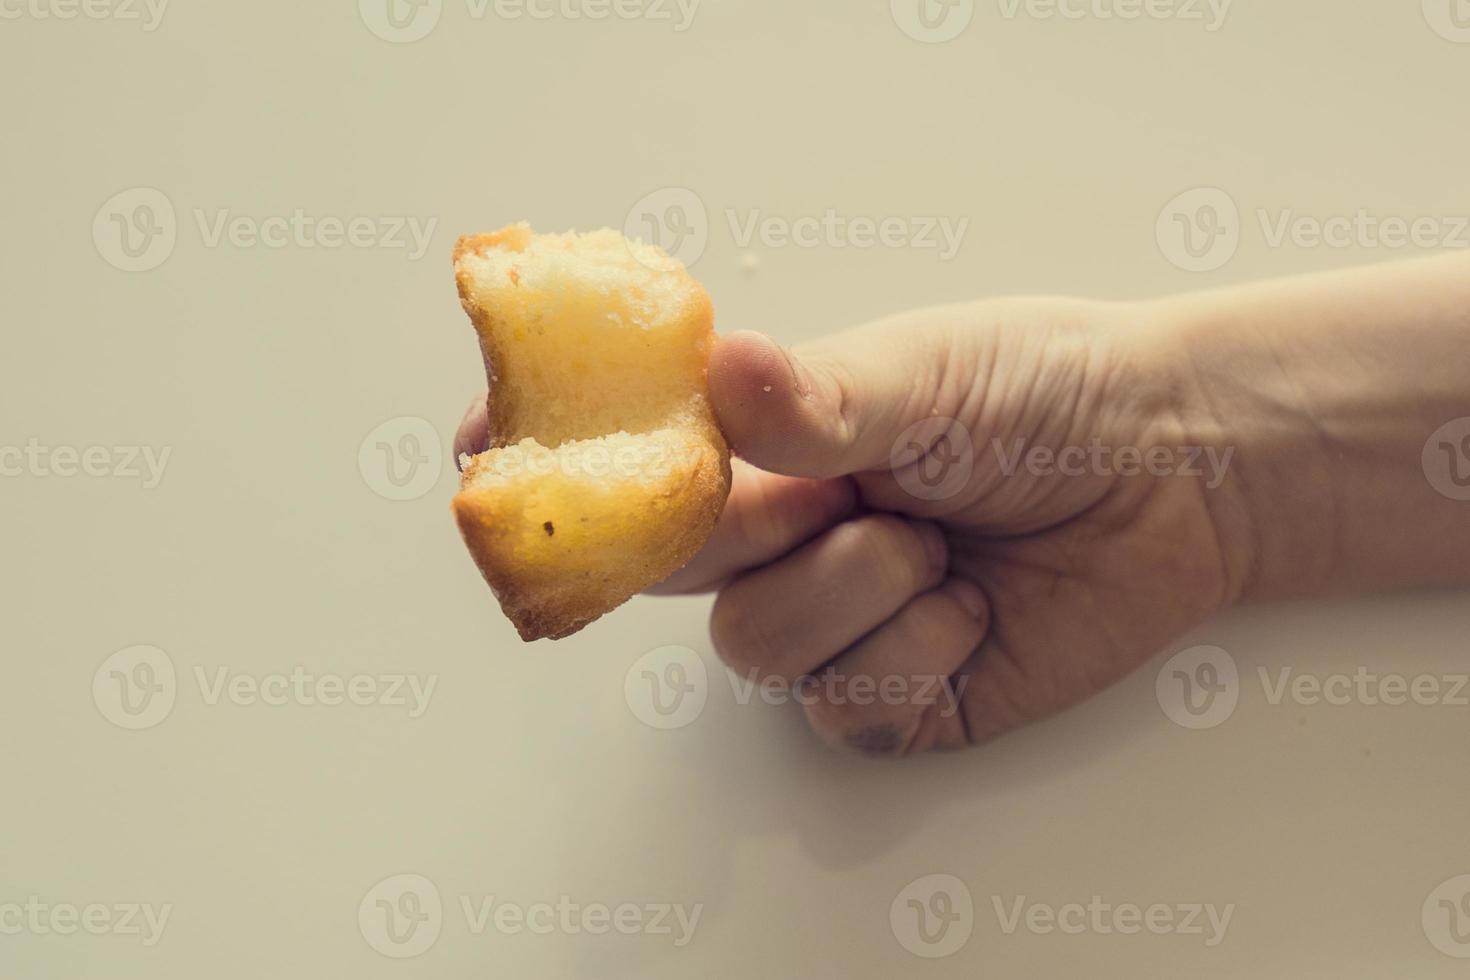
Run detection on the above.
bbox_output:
[649,298,1242,755]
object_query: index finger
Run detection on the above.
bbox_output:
[648,458,856,596]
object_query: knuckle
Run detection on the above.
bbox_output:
[833,515,936,596]
[905,592,984,656]
[903,606,957,656]
[708,587,773,673]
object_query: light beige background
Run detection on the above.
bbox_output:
[3,1,1469,976]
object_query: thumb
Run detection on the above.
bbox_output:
[708,324,953,479]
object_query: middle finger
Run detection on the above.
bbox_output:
[708,514,948,684]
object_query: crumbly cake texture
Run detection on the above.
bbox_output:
[452,224,732,640]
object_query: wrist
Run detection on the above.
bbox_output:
[1130,293,1335,604]
[1133,256,1470,603]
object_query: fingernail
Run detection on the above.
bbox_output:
[949,580,988,621]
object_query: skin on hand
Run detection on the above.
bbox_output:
[456,254,1470,757]
[664,301,1239,756]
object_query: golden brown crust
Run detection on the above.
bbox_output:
[452,436,730,641]
[450,224,732,641]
